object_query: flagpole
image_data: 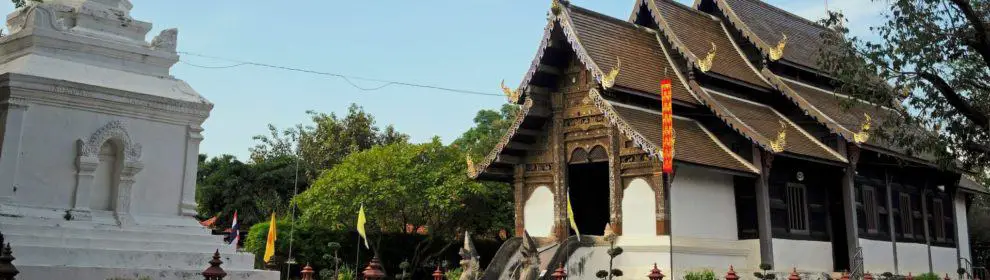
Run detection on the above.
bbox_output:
[284,150,300,280]
[355,232,361,276]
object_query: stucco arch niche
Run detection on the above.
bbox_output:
[524,186,555,237]
[621,178,657,236]
[71,120,144,226]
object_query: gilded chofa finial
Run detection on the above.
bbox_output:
[601,58,621,90]
[769,120,788,153]
[551,0,562,15]
[853,113,872,143]
[466,155,477,177]
[697,42,717,72]
[768,33,788,61]
[501,80,521,103]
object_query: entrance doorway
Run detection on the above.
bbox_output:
[567,162,610,236]
[828,182,850,272]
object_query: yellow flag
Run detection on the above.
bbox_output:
[357,205,369,249]
[263,212,277,263]
[567,193,580,241]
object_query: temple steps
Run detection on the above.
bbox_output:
[0,221,226,245]
[17,265,279,280]
[5,234,234,254]
[9,245,255,269]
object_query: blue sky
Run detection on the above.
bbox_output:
[1,0,883,160]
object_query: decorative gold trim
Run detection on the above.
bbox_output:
[601,58,621,90]
[551,0,562,15]
[588,88,662,158]
[466,155,477,177]
[762,69,856,141]
[501,80,522,103]
[853,113,872,143]
[769,120,787,153]
[468,97,535,179]
[768,33,788,61]
[697,42,717,72]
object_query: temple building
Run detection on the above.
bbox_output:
[469,0,988,278]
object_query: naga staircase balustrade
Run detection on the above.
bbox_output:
[962,257,989,280]
[851,246,865,280]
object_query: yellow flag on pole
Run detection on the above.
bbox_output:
[357,204,369,249]
[567,193,580,241]
[263,212,277,263]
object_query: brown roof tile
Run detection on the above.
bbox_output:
[564,5,700,105]
[701,88,846,162]
[589,89,759,173]
[716,0,830,69]
[767,74,894,148]
[646,0,770,88]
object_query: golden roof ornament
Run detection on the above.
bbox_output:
[603,223,617,242]
[551,0,562,15]
[466,155,477,177]
[601,58,621,90]
[768,33,788,61]
[697,42,717,72]
[769,120,788,153]
[853,113,872,143]
[501,80,521,103]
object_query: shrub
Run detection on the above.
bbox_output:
[684,269,717,280]
[916,272,940,280]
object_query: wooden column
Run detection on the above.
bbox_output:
[551,92,569,242]
[609,127,622,234]
[885,169,900,274]
[842,143,863,271]
[0,98,28,203]
[514,164,526,237]
[754,148,775,267]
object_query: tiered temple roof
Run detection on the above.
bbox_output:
[704,0,830,70]
[636,0,769,88]
[471,0,984,191]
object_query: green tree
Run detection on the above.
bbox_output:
[296,138,509,270]
[250,104,409,179]
[818,0,990,169]
[196,154,306,227]
[452,104,520,159]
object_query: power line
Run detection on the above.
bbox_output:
[177,51,503,97]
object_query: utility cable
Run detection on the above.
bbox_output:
[177,51,503,97]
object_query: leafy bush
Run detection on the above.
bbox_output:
[684,269,717,280]
[445,267,463,280]
[916,272,940,280]
[244,219,504,279]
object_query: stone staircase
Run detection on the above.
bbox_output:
[0,215,278,280]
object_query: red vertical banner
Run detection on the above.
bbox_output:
[660,79,674,174]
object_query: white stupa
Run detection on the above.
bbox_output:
[0,0,277,279]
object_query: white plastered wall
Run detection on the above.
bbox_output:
[772,239,833,272]
[13,103,187,217]
[860,239,896,274]
[622,178,656,236]
[956,193,971,264]
[896,242,931,275]
[670,166,738,240]
[524,185,555,237]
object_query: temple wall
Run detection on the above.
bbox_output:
[565,236,759,280]
[670,166,737,240]
[12,102,187,217]
[896,243,930,275]
[524,185,555,237]
[932,246,958,275]
[955,193,971,263]
[772,239,833,272]
[860,239,896,274]
[622,178,656,236]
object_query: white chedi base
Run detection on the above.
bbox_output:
[0,211,278,280]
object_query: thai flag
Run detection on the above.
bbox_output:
[229,211,239,247]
